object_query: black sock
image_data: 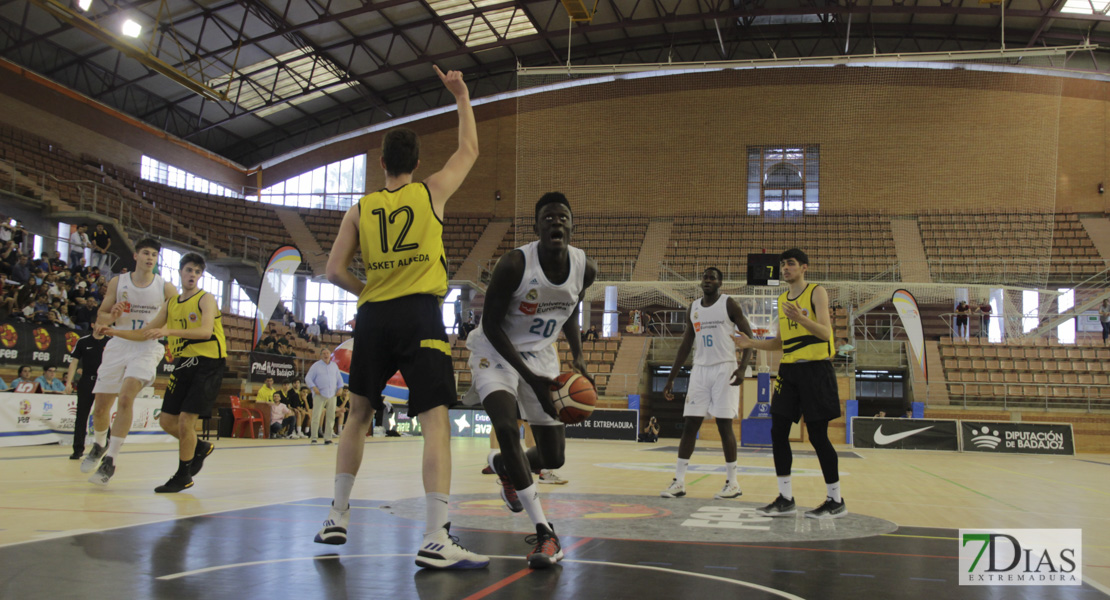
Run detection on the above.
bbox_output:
[177,460,191,477]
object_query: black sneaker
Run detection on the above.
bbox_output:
[489,453,523,513]
[525,523,563,569]
[805,497,847,520]
[755,494,797,517]
[190,441,214,476]
[80,443,106,473]
[69,450,83,460]
[155,473,195,493]
[324,440,333,445]
[88,456,115,486]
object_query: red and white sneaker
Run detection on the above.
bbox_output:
[489,452,523,513]
[525,523,563,569]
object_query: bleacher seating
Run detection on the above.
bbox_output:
[939,338,1110,408]
[664,214,897,281]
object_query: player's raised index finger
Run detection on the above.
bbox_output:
[433,64,447,80]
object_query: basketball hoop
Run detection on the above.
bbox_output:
[752,328,770,340]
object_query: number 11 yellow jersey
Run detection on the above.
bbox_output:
[356,183,448,305]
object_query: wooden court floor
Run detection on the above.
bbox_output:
[1,435,1108,599]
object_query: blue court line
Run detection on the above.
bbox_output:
[909,577,947,582]
[771,570,805,574]
[839,573,875,578]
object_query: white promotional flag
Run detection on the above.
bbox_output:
[892,289,927,381]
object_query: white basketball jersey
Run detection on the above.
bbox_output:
[115,272,168,332]
[468,241,586,355]
[691,294,737,367]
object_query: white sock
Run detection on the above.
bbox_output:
[827,481,842,503]
[93,429,108,446]
[777,475,793,500]
[726,461,738,486]
[675,458,689,483]
[333,473,355,512]
[425,492,449,535]
[105,436,125,459]
[517,484,549,529]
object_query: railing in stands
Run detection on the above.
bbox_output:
[944,381,1109,412]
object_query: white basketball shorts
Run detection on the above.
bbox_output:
[684,362,740,419]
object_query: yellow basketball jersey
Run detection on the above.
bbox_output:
[356,183,448,305]
[777,283,832,363]
[167,290,227,359]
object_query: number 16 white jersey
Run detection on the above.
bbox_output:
[467,241,586,355]
[691,294,737,367]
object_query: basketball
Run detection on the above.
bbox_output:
[332,338,354,385]
[550,372,597,425]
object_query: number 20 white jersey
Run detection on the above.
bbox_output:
[467,241,586,355]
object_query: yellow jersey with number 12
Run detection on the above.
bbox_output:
[357,183,448,305]
[777,283,832,364]
[166,290,227,359]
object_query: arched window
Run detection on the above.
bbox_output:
[746,146,819,215]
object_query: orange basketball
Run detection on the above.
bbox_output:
[550,373,597,425]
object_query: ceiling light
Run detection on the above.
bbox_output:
[121,19,141,37]
[77,0,92,11]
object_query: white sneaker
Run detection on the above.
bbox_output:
[415,522,490,570]
[313,503,350,545]
[660,479,686,498]
[537,469,568,485]
[714,481,742,499]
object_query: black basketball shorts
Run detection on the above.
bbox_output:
[349,294,455,418]
[771,360,841,424]
[162,356,226,417]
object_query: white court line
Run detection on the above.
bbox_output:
[157,554,807,599]
[0,495,319,549]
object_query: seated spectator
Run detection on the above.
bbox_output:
[10,255,31,285]
[283,307,294,327]
[318,312,329,335]
[255,377,277,403]
[306,318,321,343]
[585,325,598,341]
[48,299,73,328]
[334,386,350,435]
[278,381,308,439]
[260,325,278,349]
[0,290,15,321]
[33,252,51,273]
[49,251,67,273]
[10,366,39,393]
[35,366,66,394]
[277,338,296,357]
[269,401,296,438]
[0,375,8,391]
[282,330,296,348]
[0,241,19,277]
[74,296,98,330]
[25,294,50,323]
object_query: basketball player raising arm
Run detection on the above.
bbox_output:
[734,249,846,520]
[466,192,596,568]
[316,64,489,570]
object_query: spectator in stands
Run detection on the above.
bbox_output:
[458,311,476,340]
[1100,299,1110,346]
[50,251,67,273]
[0,241,19,275]
[585,325,598,341]
[979,299,993,339]
[318,312,329,335]
[283,307,294,327]
[260,325,278,349]
[90,224,111,272]
[48,298,73,328]
[68,224,89,268]
[10,255,30,285]
[306,318,321,344]
[74,297,98,331]
[9,366,36,392]
[255,376,277,403]
[0,375,7,391]
[291,380,312,437]
[277,338,296,357]
[269,401,296,439]
[0,222,11,245]
[255,338,276,354]
[27,294,50,323]
[278,380,308,439]
[0,289,16,321]
[35,366,65,394]
[955,300,971,340]
[298,386,314,437]
[334,386,350,435]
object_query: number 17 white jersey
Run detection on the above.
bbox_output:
[467,241,586,355]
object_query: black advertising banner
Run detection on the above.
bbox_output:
[852,417,960,451]
[961,421,1075,455]
[0,322,82,366]
[564,409,639,441]
[249,352,298,382]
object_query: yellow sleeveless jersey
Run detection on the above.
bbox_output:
[167,290,227,359]
[778,283,832,363]
[357,183,448,305]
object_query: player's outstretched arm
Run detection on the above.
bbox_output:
[424,65,478,219]
[326,206,366,298]
[663,307,696,401]
[482,250,558,418]
[562,258,598,387]
[726,297,756,385]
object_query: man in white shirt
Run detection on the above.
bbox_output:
[305,346,344,445]
[68,224,89,269]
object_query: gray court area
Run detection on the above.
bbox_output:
[384,493,897,543]
[645,445,863,459]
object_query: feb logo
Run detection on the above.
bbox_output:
[0,323,17,348]
[65,331,80,353]
[32,327,51,351]
[188,312,199,323]
[18,400,32,416]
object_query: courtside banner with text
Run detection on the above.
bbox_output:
[959,529,1081,586]
[249,352,298,382]
[961,421,1074,455]
[0,393,171,448]
[0,321,82,366]
[565,409,639,441]
[851,417,960,451]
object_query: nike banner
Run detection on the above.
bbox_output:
[852,417,959,451]
[961,420,1074,455]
